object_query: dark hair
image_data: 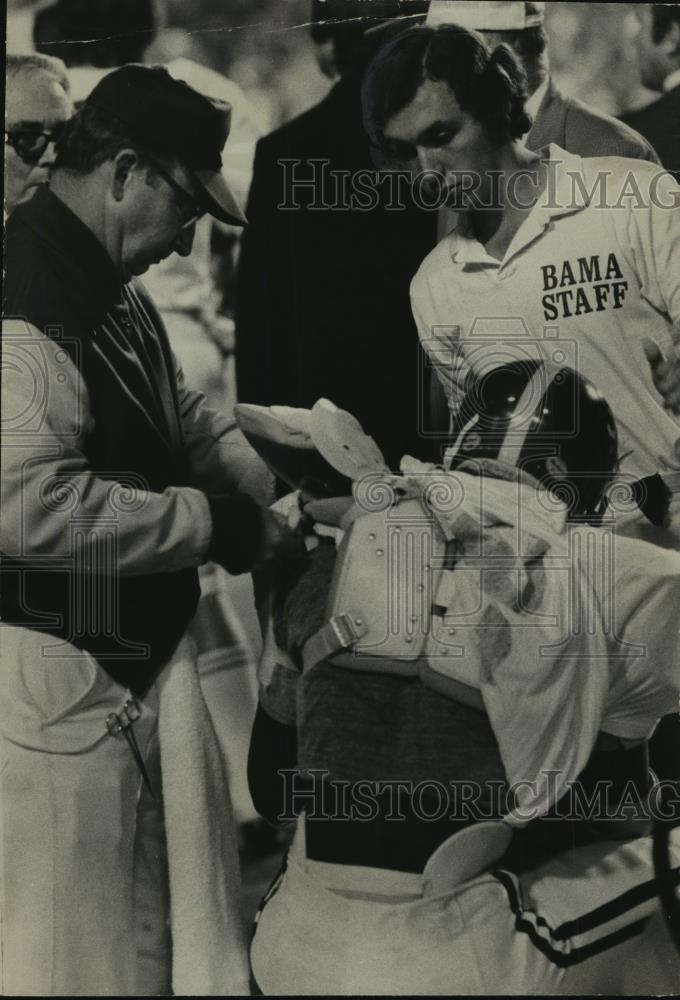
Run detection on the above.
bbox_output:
[314,23,372,78]
[54,104,152,173]
[490,24,547,72]
[34,0,157,68]
[651,3,680,44]
[362,24,531,150]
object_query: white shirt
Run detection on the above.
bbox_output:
[594,530,680,738]
[411,145,680,538]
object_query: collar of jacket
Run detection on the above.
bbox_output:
[13,184,125,325]
[445,143,588,267]
[524,77,567,152]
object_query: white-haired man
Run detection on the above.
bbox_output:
[5,53,73,216]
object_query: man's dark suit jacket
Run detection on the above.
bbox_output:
[621,85,680,180]
[235,77,438,472]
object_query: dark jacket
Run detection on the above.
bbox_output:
[621,85,680,180]
[235,78,438,471]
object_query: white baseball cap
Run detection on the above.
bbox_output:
[426,1,544,31]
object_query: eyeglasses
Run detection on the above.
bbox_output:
[5,125,65,165]
[147,156,204,230]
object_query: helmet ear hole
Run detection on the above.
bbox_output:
[446,361,618,523]
[545,455,569,477]
[461,430,483,452]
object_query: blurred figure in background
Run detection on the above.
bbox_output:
[622,3,680,179]
[33,0,156,98]
[34,0,267,849]
[235,0,437,473]
[4,53,72,216]
[142,55,260,415]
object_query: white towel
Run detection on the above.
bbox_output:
[156,636,250,995]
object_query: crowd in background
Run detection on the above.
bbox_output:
[5,0,666,134]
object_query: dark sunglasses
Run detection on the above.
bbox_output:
[146,155,205,229]
[5,125,66,165]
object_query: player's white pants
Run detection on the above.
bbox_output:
[250,822,680,995]
[0,628,170,996]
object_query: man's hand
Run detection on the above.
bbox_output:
[207,493,302,575]
[643,335,680,416]
[257,507,306,565]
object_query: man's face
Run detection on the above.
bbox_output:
[381,78,501,208]
[5,71,73,214]
[114,157,205,279]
